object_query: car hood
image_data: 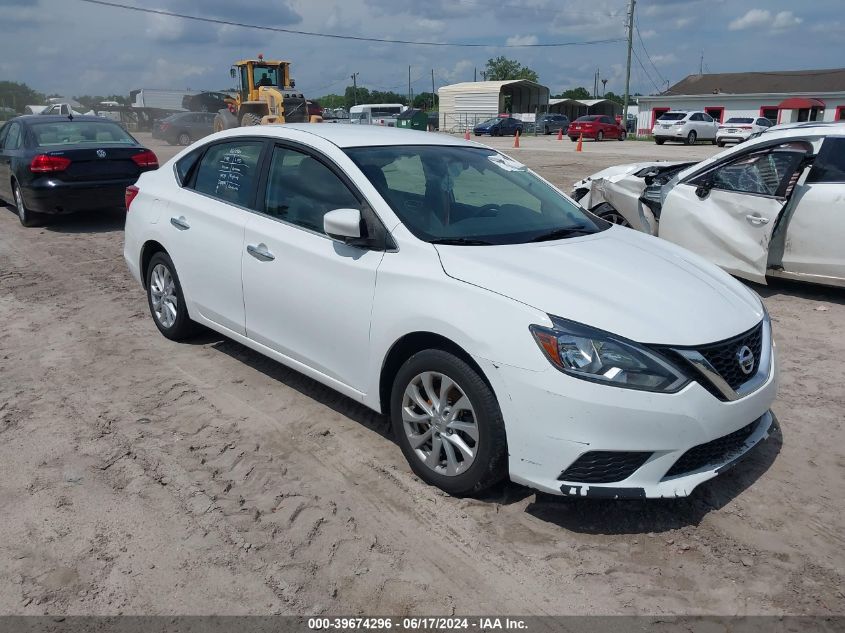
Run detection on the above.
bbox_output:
[573,161,686,189]
[434,226,763,346]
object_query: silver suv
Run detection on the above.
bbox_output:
[652,111,718,145]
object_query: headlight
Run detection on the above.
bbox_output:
[530,316,689,393]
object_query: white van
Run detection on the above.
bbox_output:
[349,103,405,127]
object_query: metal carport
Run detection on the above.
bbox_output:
[437,80,550,132]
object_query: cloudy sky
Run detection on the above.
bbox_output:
[0,0,842,101]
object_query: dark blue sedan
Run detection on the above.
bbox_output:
[473,116,523,137]
[0,115,158,227]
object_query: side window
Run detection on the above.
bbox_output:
[4,123,22,150]
[690,113,701,122]
[263,146,361,234]
[0,123,9,149]
[175,146,204,186]
[702,114,714,123]
[807,138,845,184]
[696,145,809,196]
[192,140,264,207]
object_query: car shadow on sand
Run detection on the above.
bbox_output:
[524,420,783,535]
[752,278,845,305]
[184,328,783,527]
[43,208,126,234]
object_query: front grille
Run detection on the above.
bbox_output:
[664,421,756,478]
[558,451,652,484]
[697,323,763,390]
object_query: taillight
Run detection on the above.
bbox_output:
[30,154,71,173]
[160,122,171,130]
[131,149,159,169]
[125,185,139,210]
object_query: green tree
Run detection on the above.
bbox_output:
[0,81,46,112]
[552,86,591,100]
[483,56,539,82]
[413,92,437,110]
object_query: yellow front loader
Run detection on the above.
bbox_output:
[213,55,320,131]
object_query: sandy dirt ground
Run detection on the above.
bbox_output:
[0,132,843,616]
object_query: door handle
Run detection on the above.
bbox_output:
[247,243,275,261]
[746,214,770,226]
[170,216,190,230]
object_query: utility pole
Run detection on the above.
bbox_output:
[408,65,412,106]
[601,78,608,97]
[431,69,436,110]
[351,72,359,106]
[699,51,704,75]
[474,67,477,82]
[622,0,635,126]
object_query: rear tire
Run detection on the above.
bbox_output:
[717,141,725,147]
[655,138,665,145]
[14,182,46,228]
[618,131,626,141]
[390,350,508,496]
[597,131,604,142]
[685,130,697,145]
[177,132,191,146]
[570,136,577,142]
[146,252,195,341]
[241,112,262,127]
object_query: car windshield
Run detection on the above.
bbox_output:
[725,118,754,124]
[345,145,607,245]
[658,113,687,121]
[479,118,503,125]
[30,121,136,146]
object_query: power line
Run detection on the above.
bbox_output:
[71,0,626,48]
[632,48,662,94]
[634,16,667,86]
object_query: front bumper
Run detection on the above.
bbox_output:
[23,179,137,214]
[477,341,778,498]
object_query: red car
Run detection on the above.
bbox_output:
[568,115,626,142]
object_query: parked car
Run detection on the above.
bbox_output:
[0,115,158,227]
[181,92,231,113]
[153,112,217,146]
[473,116,523,136]
[40,103,86,117]
[652,111,718,145]
[717,116,773,146]
[568,115,626,141]
[537,113,570,135]
[572,122,845,288]
[124,125,777,499]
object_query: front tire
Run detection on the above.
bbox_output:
[146,252,195,341]
[597,131,604,142]
[593,202,631,227]
[655,138,665,145]
[390,350,507,496]
[14,182,46,227]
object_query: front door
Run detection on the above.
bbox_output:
[166,138,266,334]
[241,144,384,392]
[660,142,810,283]
[0,122,15,201]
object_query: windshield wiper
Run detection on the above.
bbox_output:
[528,225,594,242]
[431,238,495,246]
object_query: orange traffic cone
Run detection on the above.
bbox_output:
[576,133,583,152]
[513,130,520,148]
[557,127,563,141]
[464,128,470,141]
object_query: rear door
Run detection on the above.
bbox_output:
[165,138,267,334]
[776,136,845,283]
[659,141,812,283]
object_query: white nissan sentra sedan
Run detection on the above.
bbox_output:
[124,125,778,499]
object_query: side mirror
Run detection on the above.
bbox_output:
[695,176,715,199]
[324,208,363,243]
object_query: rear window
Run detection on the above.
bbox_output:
[807,137,845,184]
[31,121,135,147]
[575,116,601,122]
[657,112,687,121]
[725,118,754,124]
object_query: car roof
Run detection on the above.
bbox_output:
[214,124,473,148]
[10,114,115,124]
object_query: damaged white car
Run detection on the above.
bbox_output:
[572,122,845,287]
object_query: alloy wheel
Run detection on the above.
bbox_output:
[401,371,478,477]
[14,185,26,224]
[150,263,178,329]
